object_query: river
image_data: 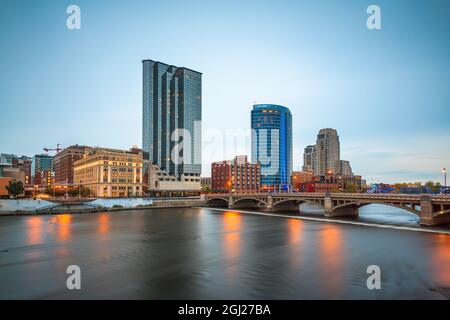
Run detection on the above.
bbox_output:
[0,204,449,299]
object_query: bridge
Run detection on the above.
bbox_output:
[204,192,450,226]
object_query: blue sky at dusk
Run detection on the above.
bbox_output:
[0,0,449,183]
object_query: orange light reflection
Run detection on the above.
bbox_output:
[51,214,72,242]
[26,216,43,245]
[430,234,450,286]
[98,213,110,235]
[223,211,242,280]
[318,225,344,297]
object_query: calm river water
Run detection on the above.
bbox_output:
[0,205,449,299]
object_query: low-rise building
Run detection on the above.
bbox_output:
[291,171,316,190]
[73,147,144,197]
[211,155,260,193]
[54,145,92,185]
[314,174,363,192]
[2,167,26,185]
[313,183,342,193]
[0,177,12,198]
[145,161,201,196]
[0,154,31,185]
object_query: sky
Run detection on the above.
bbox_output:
[0,0,449,183]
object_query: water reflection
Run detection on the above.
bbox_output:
[97,213,110,236]
[430,234,450,286]
[222,211,242,280]
[318,225,345,297]
[288,219,303,245]
[287,219,304,270]
[4,208,450,299]
[26,216,43,245]
[52,214,72,242]
[223,211,241,257]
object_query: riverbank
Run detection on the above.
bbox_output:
[0,198,205,215]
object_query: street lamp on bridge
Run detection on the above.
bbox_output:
[443,168,447,195]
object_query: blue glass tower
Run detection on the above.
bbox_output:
[251,104,292,191]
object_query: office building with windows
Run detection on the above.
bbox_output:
[142,59,202,192]
[315,128,340,176]
[302,145,316,172]
[54,145,92,185]
[251,104,292,191]
[211,155,261,193]
[338,159,353,176]
[31,154,54,186]
[73,147,143,197]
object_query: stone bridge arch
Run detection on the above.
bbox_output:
[271,198,326,212]
[430,209,450,225]
[331,202,421,216]
[206,197,230,207]
[230,197,267,209]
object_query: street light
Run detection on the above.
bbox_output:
[443,168,447,195]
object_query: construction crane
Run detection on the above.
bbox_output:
[43,144,62,154]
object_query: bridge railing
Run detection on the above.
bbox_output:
[205,192,450,202]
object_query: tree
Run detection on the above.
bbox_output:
[80,186,91,197]
[5,181,24,198]
[67,186,91,197]
[412,181,423,188]
[343,182,358,193]
[44,187,53,196]
[392,183,408,193]
[201,184,211,193]
[424,181,441,194]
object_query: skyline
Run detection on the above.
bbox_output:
[1,0,450,183]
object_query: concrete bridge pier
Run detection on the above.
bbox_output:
[419,195,435,225]
[418,195,450,226]
[323,193,359,218]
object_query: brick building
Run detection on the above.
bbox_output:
[291,171,316,191]
[54,145,92,185]
[211,156,260,193]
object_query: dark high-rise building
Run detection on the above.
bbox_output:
[142,60,202,189]
[251,104,292,191]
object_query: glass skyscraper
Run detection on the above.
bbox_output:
[251,104,292,191]
[142,60,202,180]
